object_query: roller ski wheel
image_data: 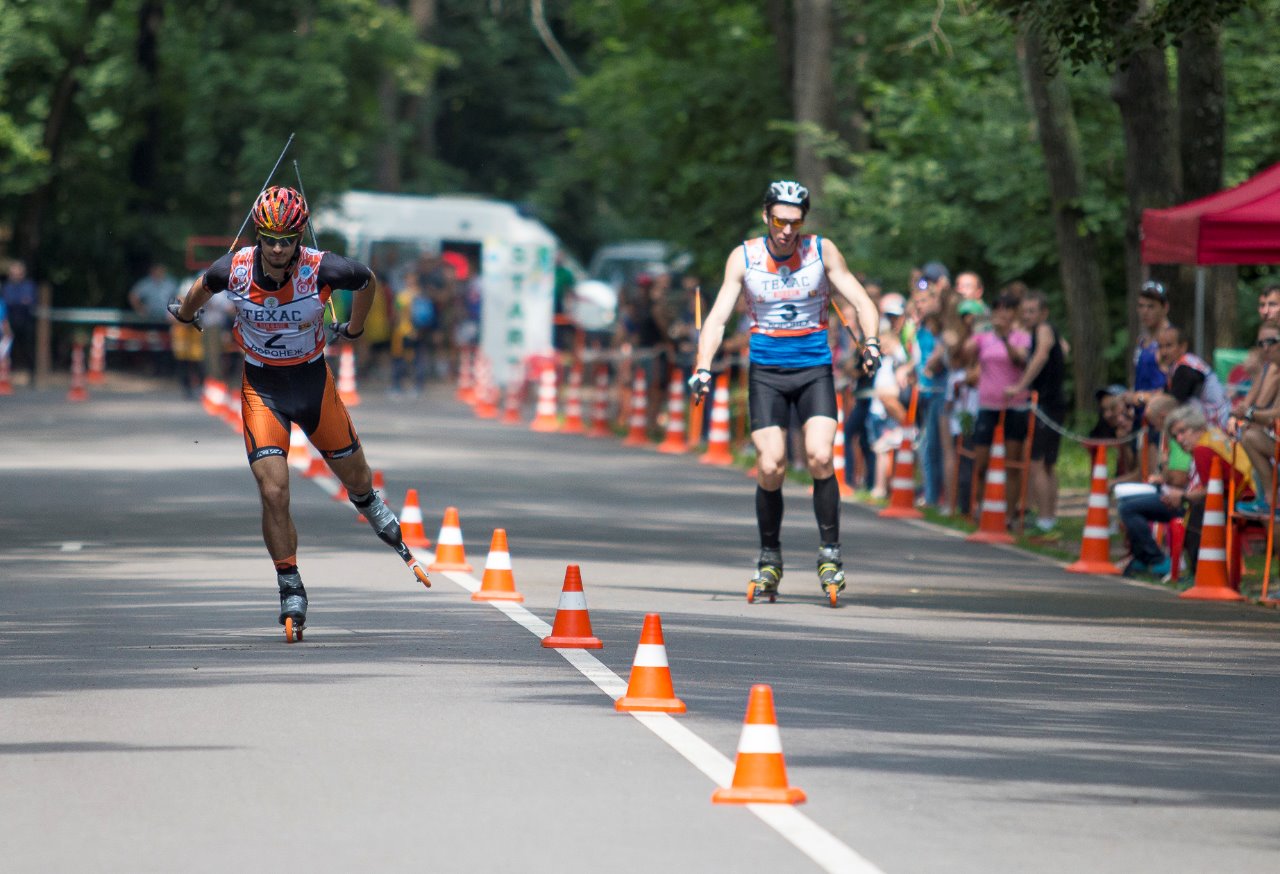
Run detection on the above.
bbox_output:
[283,615,304,643]
[394,542,431,588]
[817,545,845,608]
[747,561,782,604]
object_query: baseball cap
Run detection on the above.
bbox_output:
[879,293,906,317]
[957,300,985,317]
[1094,384,1128,404]
[921,261,950,283]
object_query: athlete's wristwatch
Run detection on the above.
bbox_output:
[1245,405,1257,422]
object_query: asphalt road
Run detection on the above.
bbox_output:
[3,377,1279,873]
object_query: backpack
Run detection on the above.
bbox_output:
[409,296,436,330]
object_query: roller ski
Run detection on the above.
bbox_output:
[747,548,783,603]
[278,571,307,643]
[817,544,845,607]
[352,489,431,588]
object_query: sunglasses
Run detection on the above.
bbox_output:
[259,232,301,248]
[1258,337,1280,349]
[769,215,804,230]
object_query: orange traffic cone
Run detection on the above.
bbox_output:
[221,385,243,433]
[337,345,360,406]
[656,367,689,454]
[712,684,806,805]
[1066,444,1121,574]
[967,424,1014,544]
[541,564,602,649]
[88,326,107,384]
[879,431,922,519]
[66,343,89,402]
[561,363,585,434]
[500,379,523,425]
[587,364,612,438]
[529,365,560,432]
[304,444,329,479]
[831,396,855,497]
[700,374,734,465]
[399,488,431,548]
[622,369,649,446]
[473,528,524,602]
[472,353,498,419]
[429,506,472,572]
[456,346,476,404]
[586,365,611,440]
[0,344,12,395]
[615,613,685,713]
[287,424,311,470]
[1181,457,1246,601]
[201,378,224,417]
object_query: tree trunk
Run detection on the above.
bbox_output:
[1018,26,1108,414]
[766,0,793,109]
[1178,24,1236,352]
[792,0,834,209]
[1111,45,1180,358]
[374,0,403,191]
[127,0,165,278]
[407,0,439,166]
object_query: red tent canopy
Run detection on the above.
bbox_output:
[1141,162,1280,265]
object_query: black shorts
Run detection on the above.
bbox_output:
[241,356,360,464]
[973,408,1029,447]
[1030,403,1066,464]
[748,363,837,431]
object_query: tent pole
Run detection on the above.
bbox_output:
[1194,266,1206,358]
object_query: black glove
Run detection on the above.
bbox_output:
[167,302,203,333]
[327,321,364,343]
[860,340,881,376]
[687,368,712,402]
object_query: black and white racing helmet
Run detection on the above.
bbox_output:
[763,180,810,214]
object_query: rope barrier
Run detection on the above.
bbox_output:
[1029,403,1140,448]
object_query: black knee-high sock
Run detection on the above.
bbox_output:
[812,475,840,545]
[756,485,783,549]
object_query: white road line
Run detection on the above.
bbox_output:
[438,564,886,874]
[301,477,886,872]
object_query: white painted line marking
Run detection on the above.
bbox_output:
[60,542,83,552]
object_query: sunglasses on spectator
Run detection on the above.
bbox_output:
[1258,337,1280,348]
[769,215,804,230]
[259,232,301,248]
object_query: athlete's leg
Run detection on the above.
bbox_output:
[250,455,297,562]
[327,448,374,495]
[753,425,788,489]
[802,415,837,478]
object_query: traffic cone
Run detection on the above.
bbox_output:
[456,346,476,404]
[399,488,431,548]
[1066,444,1121,574]
[561,362,585,434]
[699,374,734,465]
[201,378,224,417]
[500,379,523,425]
[66,343,89,402]
[88,326,106,384]
[221,385,243,433]
[712,684,806,805]
[287,424,310,470]
[541,564,603,649]
[1181,457,1246,601]
[967,424,1015,544]
[304,444,329,479]
[429,506,472,572]
[529,365,560,432]
[472,528,524,602]
[587,365,612,438]
[615,614,685,713]
[473,353,499,418]
[0,345,12,395]
[831,396,855,497]
[337,345,360,406]
[656,367,689,454]
[879,431,922,519]
[622,368,649,446]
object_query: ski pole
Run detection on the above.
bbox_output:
[228,132,296,252]
[291,159,321,250]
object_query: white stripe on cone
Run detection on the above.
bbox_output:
[1199,548,1227,562]
[632,643,669,668]
[438,526,463,545]
[1083,526,1110,540]
[487,550,512,570]
[556,590,588,611]
[737,723,784,753]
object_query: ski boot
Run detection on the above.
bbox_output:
[817,544,845,607]
[352,489,431,588]
[747,547,783,603]
[278,571,308,643]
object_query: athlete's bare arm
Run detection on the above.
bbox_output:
[174,276,214,323]
[821,241,878,342]
[693,249,747,373]
[345,272,378,336]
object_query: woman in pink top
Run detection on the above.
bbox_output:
[961,293,1030,520]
